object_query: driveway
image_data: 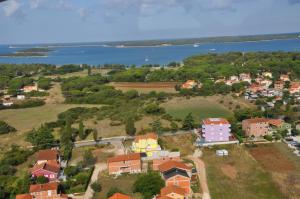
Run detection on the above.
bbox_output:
[189,150,211,199]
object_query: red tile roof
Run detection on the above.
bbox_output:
[267,119,283,127]
[158,160,191,173]
[108,153,141,163]
[134,133,158,142]
[29,182,58,193]
[160,185,186,196]
[37,149,59,161]
[156,196,173,199]
[202,118,229,125]
[15,194,33,199]
[108,193,132,199]
[31,162,60,173]
[243,118,269,124]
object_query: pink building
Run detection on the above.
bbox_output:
[201,118,231,142]
[31,161,60,181]
[242,118,269,137]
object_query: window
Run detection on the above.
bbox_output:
[48,190,52,196]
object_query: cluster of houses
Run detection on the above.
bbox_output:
[15,149,68,199]
[0,84,39,107]
[107,133,194,199]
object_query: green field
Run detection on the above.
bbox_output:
[162,96,234,122]
[202,145,287,199]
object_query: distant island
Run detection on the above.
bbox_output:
[105,32,300,47]
[0,47,52,57]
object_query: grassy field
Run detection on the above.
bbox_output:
[248,143,300,199]
[95,172,142,199]
[159,134,196,157]
[0,83,101,150]
[202,145,286,199]
[109,82,179,93]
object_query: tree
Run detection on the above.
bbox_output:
[26,125,56,149]
[150,120,162,134]
[83,150,96,167]
[93,129,98,142]
[36,176,49,184]
[91,181,102,192]
[87,66,92,76]
[144,103,165,115]
[170,121,178,133]
[60,117,73,159]
[125,117,136,136]
[0,121,16,135]
[182,113,195,130]
[133,172,165,199]
[78,120,85,140]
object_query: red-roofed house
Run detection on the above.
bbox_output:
[31,161,60,181]
[36,149,60,165]
[23,84,38,93]
[158,185,186,199]
[108,193,132,199]
[158,161,192,195]
[289,82,300,94]
[182,80,197,89]
[29,182,68,199]
[15,194,33,199]
[242,118,269,137]
[107,153,142,175]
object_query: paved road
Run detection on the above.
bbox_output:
[189,150,211,199]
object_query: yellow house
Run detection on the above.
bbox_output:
[132,133,161,157]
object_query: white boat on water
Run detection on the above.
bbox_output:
[145,58,149,62]
[209,48,216,51]
[193,44,199,47]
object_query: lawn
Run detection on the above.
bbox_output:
[95,172,142,199]
[162,96,233,122]
[248,143,300,199]
[202,145,287,199]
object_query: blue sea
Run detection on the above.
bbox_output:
[1,39,300,66]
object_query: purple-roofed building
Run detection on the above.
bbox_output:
[201,118,231,142]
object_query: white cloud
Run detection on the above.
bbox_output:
[3,0,20,17]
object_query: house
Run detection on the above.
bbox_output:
[158,160,192,194]
[239,73,252,84]
[2,100,13,106]
[152,151,181,170]
[108,193,132,199]
[274,81,284,91]
[280,74,290,82]
[262,72,273,78]
[289,82,300,94]
[23,84,38,93]
[16,182,68,199]
[268,119,292,135]
[201,118,231,142]
[260,79,273,89]
[249,83,264,93]
[107,153,142,175]
[182,80,197,89]
[157,185,186,199]
[132,133,161,157]
[36,149,60,165]
[17,95,26,100]
[242,118,270,137]
[31,161,60,181]
[29,182,68,199]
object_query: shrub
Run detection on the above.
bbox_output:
[0,121,16,134]
[91,181,102,192]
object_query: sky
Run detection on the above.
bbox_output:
[0,0,300,44]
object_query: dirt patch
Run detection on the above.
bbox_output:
[109,82,179,93]
[249,145,295,173]
[221,164,237,180]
